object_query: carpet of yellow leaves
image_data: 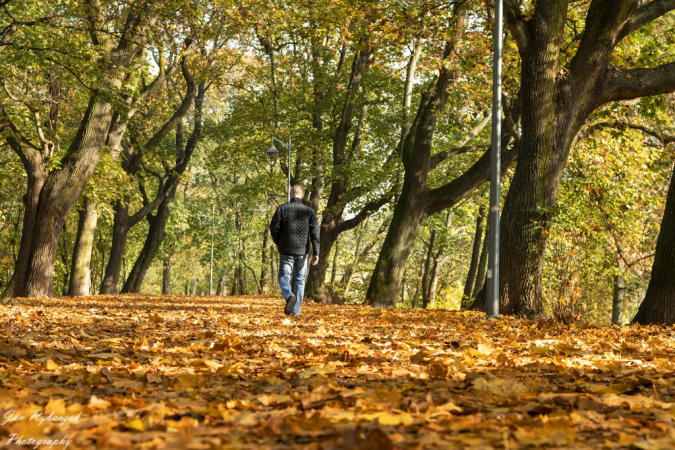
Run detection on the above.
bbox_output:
[1,295,675,449]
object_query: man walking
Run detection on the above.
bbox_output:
[269,185,320,316]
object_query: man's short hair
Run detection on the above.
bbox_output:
[291,185,304,197]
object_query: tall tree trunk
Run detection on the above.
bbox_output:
[366,9,521,308]
[427,252,443,308]
[99,198,132,294]
[59,224,70,295]
[367,177,429,307]
[216,272,227,296]
[67,200,98,296]
[470,220,489,309]
[462,206,486,306]
[1,153,47,298]
[260,227,269,294]
[306,43,372,302]
[162,254,171,295]
[122,184,178,293]
[633,167,675,325]
[612,274,624,325]
[422,229,436,309]
[330,238,339,286]
[100,57,196,294]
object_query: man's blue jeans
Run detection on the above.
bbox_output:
[278,254,307,315]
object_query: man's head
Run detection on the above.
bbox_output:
[291,185,304,199]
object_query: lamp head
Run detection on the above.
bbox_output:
[266,142,279,168]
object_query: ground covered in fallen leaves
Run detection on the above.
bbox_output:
[1,295,675,449]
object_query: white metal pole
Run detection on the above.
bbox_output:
[487,0,503,319]
[287,135,291,202]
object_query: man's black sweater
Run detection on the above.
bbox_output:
[269,197,320,256]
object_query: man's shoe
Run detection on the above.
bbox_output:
[284,295,296,315]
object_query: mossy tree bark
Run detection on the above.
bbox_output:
[67,199,98,296]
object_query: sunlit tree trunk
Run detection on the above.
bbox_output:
[68,200,97,296]
[162,255,171,295]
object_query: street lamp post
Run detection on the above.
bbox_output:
[487,0,503,319]
[266,135,292,202]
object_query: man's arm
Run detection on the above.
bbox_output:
[269,207,281,245]
[309,210,320,265]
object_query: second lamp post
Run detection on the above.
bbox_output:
[266,135,292,202]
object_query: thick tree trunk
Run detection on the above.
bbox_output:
[231,264,243,295]
[28,104,108,297]
[367,178,428,307]
[462,206,486,305]
[67,200,98,296]
[633,167,675,325]
[3,164,47,298]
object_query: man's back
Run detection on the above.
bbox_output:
[269,197,320,257]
